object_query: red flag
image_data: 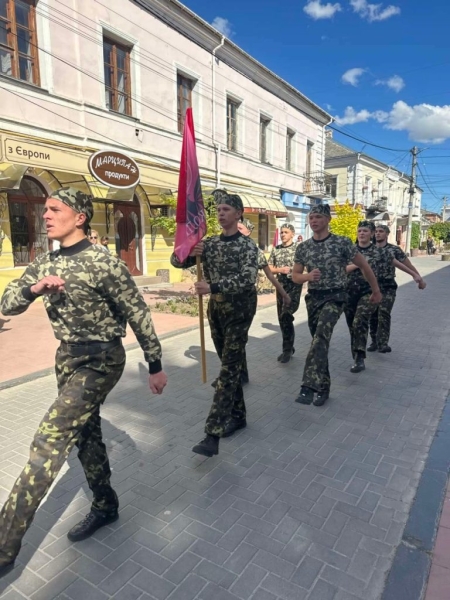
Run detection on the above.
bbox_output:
[272,227,279,247]
[174,108,207,262]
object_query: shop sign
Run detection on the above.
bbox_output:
[89,150,140,189]
[3,137,88,173]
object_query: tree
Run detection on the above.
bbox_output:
[411,222,421,249]
[329,201,364,241]
[429,222,450,243]
[150,193,221,237]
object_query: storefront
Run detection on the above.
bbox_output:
[240,194,288,251]
[280,191,311,240]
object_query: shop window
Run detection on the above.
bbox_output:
[258,214,268,251]
[0,0,40,85]
[103,36,132,116]
[8,176,51,266]
[177,72,194,133]
[326,175,337,199]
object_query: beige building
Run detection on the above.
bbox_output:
[324,133,422,247]
[0,0,331,294]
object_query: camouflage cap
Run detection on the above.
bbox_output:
[51,187,94,222]
[376,224,390,234]
[280,223,295,233]
[212,189,244,212]
[309,204,331,217]
[358,220,375,232]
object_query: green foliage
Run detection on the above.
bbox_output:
[329,201,365,241]
[429,222,450,243]
[153,294,208,317]
[150,194,221,237]
[411,222,421,249]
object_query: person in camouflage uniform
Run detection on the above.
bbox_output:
[368,225,426,353]
[0,187,167,577]
[171,190,258,457]
[292,205,381,407]
[345,221,420,373]
[268,223,302,363]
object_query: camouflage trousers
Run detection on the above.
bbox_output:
[0,343,125,563]
[369,287,397,348]
[277,282,302,353]
[302,292,345,392]
[206,291,257,437]
[344,289,377,359]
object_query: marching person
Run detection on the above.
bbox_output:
[171,190,258,457]
[345,221,422,374]
[368,224,426,353]
[0,187,167,577]
[268,223,303,363]
[292,205,381,407]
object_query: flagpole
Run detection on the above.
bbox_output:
[196,256,207,383]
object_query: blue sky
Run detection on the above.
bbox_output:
[184,0,449,212]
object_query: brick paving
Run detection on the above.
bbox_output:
[0,256,449,600]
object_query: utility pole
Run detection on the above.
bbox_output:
[405,146,418,256]
[442,196,448,222]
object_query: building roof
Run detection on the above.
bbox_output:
[325,138,357,160]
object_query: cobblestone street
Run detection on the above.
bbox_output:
[0,256,449,600]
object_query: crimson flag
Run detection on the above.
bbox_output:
[174,108,207,262]
[272,227,279,248]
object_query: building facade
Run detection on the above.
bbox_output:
[324,133,422,247]
[0,0,331,293]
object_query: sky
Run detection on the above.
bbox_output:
[183,0,450,213]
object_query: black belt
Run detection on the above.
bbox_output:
[60,338,121,356]
[210,290,255,303]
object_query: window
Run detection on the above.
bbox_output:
[326,175,337,199]
[258,214,268,251]
[286,129,295,171]
[306,141,314,174]
[177,73,194,133]
[0,0,39,85]
[260,116,270,163]
[103,37,132,116]
[227,97,239,152]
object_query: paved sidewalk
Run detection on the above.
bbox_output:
[0,257,449,600]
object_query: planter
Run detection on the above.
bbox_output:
[411,248,419,257]
[441,254,450,262]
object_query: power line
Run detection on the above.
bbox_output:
[328,126,408,152]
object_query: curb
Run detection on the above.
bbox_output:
[0,300,277,391]
[381,392,450,600]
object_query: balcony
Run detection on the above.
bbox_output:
[369,196,388,212]
[304,171,327,197]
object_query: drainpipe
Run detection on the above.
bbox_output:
[212,36,225,188]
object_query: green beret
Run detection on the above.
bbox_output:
[51,187,94,222]
[309,204,331,217]
[212,189,244,212]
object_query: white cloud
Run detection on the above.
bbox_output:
[385,101,450,144]
[350,0,401,21]
[211,17,233,38]
[375,75,405,93]
[335,101,450,144]
[324,103,335,112]
[334,106,387,125]
[303,1,342,19]
[341,68,366,86]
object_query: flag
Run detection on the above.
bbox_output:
[174,108,207,262]
[272,227,279,248]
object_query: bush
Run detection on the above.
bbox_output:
[411,222,421,249]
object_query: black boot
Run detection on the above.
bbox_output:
[222,419,247,438]
[241,372,249,385]
[367,340,377,352]
[378,345,392,353]
[350,353,365,373]
[314,390,330,406]
[67,508,119,542]
[278,348,295,363]
[295,386,314,405]
[0,554,15,579]
[211,378,218,388]
[192,434,219,457]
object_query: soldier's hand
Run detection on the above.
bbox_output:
[195,281,211,295]
[418,279,427,290]
[31,276,65,295]
[149,371,168,395]
[189,242,204,257]
[280,267,291,275]
[370,290,382,304]
[308,269,321,282]
[282,295,292,307]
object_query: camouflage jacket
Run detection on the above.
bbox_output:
[295,233,359,291]
[269,242,301,287]
[377,243,407,281]
[347,243,383,295]
[258,249,268,270]
[170,231,258,294]
[0,239,162,372]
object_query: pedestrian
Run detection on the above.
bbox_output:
[0,187,167,577]
[292,204,381,407]
[297,235,303,243]
[268,223,303,363]
[100,235,110,252]
[426,236,435,255]
[171,189,258,457]
[368,225,426,353]
[345,221,421,374]
[89,229,100,245]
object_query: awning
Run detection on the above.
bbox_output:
[240,194,288,217]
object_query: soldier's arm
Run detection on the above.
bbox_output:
[392,258,420,280]
[352,253,381,296]
[170,252,197,270]
[212,242,258,294]
[262,266,291,304]
[0,260,42,316]
[101,260,163,374]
